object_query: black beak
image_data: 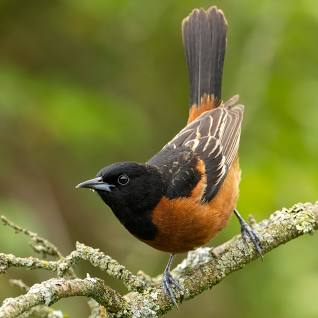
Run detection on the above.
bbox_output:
[76,177,114,192]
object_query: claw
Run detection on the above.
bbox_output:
[162,254,183,306]
[234,209,263,259]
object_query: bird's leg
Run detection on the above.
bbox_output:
[234,209,263,259]
[162,254,182,306]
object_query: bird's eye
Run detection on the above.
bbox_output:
[117,174,129,186]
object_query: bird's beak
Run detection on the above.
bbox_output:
[76,177,114,192]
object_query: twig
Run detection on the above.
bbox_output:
[0,253,58,274]
[9,280,67,318]
[1,216,62,258]
[0,277,127,318]
[73,242,148,292]
[1,215,77,279]
[0,244,147,292]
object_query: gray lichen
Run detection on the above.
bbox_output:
[0,202,317,318]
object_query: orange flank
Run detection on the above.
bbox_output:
[144,159,241,253]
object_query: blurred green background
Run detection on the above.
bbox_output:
[0,0,318,317]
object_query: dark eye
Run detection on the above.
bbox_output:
[117,174,129,186]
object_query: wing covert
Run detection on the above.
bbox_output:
[162,97,244,202]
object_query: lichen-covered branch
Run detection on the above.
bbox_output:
[1,216,76,279]
[72,242,148,291]
[0,277,127,318]
[0,243,147,291]
[1,216,62,258]
[9,280,65,318]
[0,202,317,318]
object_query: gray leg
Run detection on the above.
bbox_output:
[162,254,182,306]
[234,209,263,259]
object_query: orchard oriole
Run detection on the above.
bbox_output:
[76,6,262,304]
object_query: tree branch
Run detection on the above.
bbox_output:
[0,277,127,318]
[0,202,317,317]
[1,216,63,258]
[0,244,147,291]
[1,215,76,279]
[9,280,65,318]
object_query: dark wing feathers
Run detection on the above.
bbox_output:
[162,99,244,202]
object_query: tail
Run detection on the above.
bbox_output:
[182,6,228,123]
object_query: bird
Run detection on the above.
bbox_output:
[76,6,262,305]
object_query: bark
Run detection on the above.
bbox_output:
[0,202,317,318]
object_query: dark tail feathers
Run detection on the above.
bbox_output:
[182,6,227,107]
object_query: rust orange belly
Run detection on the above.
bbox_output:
[143,159,241,253]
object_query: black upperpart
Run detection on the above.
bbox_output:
[95,162,165,240]
[148,146,201,199]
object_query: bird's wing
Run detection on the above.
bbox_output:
[162,98,243,202]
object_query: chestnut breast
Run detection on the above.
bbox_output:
[143,159,241,253]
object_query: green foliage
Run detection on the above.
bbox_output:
[0,0,317,317]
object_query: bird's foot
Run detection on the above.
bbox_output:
[234,209,263,259]
[162,269,183,306]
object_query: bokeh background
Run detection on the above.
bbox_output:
[1,0,318,317]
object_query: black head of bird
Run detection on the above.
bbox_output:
[76,162,164,241]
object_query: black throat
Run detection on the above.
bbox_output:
[97,165,164,241]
